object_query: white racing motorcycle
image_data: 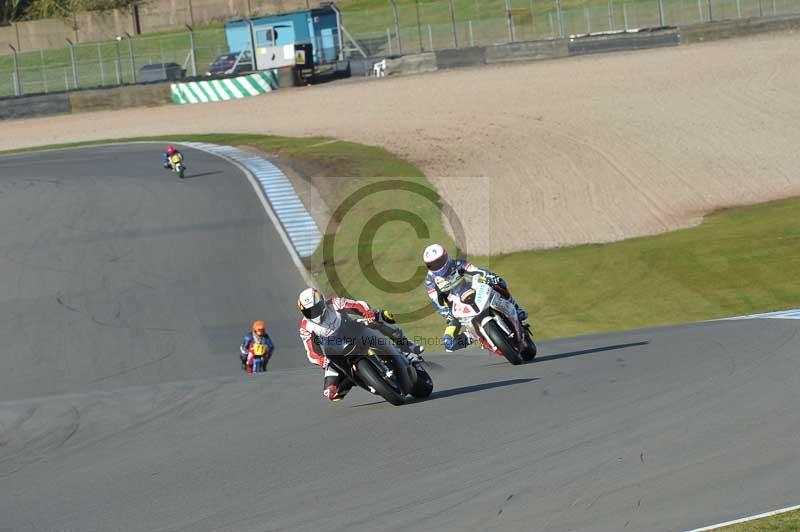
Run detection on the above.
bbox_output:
[444,273,537,365]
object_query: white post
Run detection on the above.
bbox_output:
[585,7,591,33]
[468,20,474,46]
[40,49,48,93]
[736,0,742,17]
[623,2,629,29]
[549,11,555,37]
[386,28,393,55]
[697,0,704,21]
[428,24,433,50]
[97,43,105,85]
[608,0,615,30]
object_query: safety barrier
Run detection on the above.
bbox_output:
[170,71,279,105]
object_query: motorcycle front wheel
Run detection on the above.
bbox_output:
[410,365,434,399]
[484,320,523,365]
[356,358,405,406]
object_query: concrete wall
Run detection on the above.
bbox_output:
[0,93,71,120]
[0,25,19,50]
[568,30,680,55]
[485,39,568,64]
[15,19,72,50]
[679,15,800,44]
[68,82,173,112]
[74,9,135,43]
[385,53,437,76]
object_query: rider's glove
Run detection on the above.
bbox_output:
[361,309,377,323]
[321,356,330,369]
[485,273,501,286]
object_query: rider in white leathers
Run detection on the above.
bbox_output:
[422,244,528,352]
[297,287,424,401]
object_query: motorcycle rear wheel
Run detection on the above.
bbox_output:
[356,358,405,406]
[484,320,523,365]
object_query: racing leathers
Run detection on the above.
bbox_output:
[163,150,183,169]
[299,296,423,401]
[240,331,274,373]
[424,259,527,352]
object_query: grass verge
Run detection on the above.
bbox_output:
[704,508,800,531]
[4,134,800,347]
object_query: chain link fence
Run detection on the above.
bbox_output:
[2,0,799,97]
[339,0,800,57]
[0,27,226,98]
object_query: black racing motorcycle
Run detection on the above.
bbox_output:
[321,314,433,406]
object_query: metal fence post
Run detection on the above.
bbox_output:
[126,33,137,83]
[772,0,776,14]
[608,0,615,30]
[623,3,629,29]
[449,0,458,48]
[428,24,433,50]
[387,28,393,55]
[9,45,21,96]
[65,38,79,89]
[415,0,423,51]
[758,0,763,16]
[40,49,48,93]
[585,7,591,33]
[736,0,741,17]
[97,43,105,86]
[697,0,704,21]
[658,0,665,26]
[707,0,713,21]
[186,25,198,77]
[390,0,403,54]
[556,0,565,37]
[549,11,555,36]
[505,0,513,42]
[468,20,474,46]
[115,37,122,84]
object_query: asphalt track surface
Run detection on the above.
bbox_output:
[2,147,799,532]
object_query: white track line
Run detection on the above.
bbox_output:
[684,504,800,531]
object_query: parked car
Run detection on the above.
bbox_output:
[206,51,253,76]
[139,63,186,83]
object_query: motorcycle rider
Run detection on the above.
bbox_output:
[163,145,183,170]
[239,320,274,373]
[297,287,424,402]
[423,243,528,353]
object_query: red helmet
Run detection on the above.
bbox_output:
[166,146,176,155]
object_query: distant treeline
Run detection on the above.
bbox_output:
[1,0,141,24]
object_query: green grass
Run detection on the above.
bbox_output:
[5,134,800,349]
[713,508,800,530]
[337,0,771,53]
[2,0,786,97]
[0,26,227,97]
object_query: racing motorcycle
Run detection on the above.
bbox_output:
[168,153,186,179]
[445,273,537,365]
[320,314,434,406]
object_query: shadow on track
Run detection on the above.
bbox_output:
[181,171,223,179]
[536,341,649,363]
[430,378,537,400]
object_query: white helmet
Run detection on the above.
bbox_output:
[297,287,327,324]
[423,244,452,277]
